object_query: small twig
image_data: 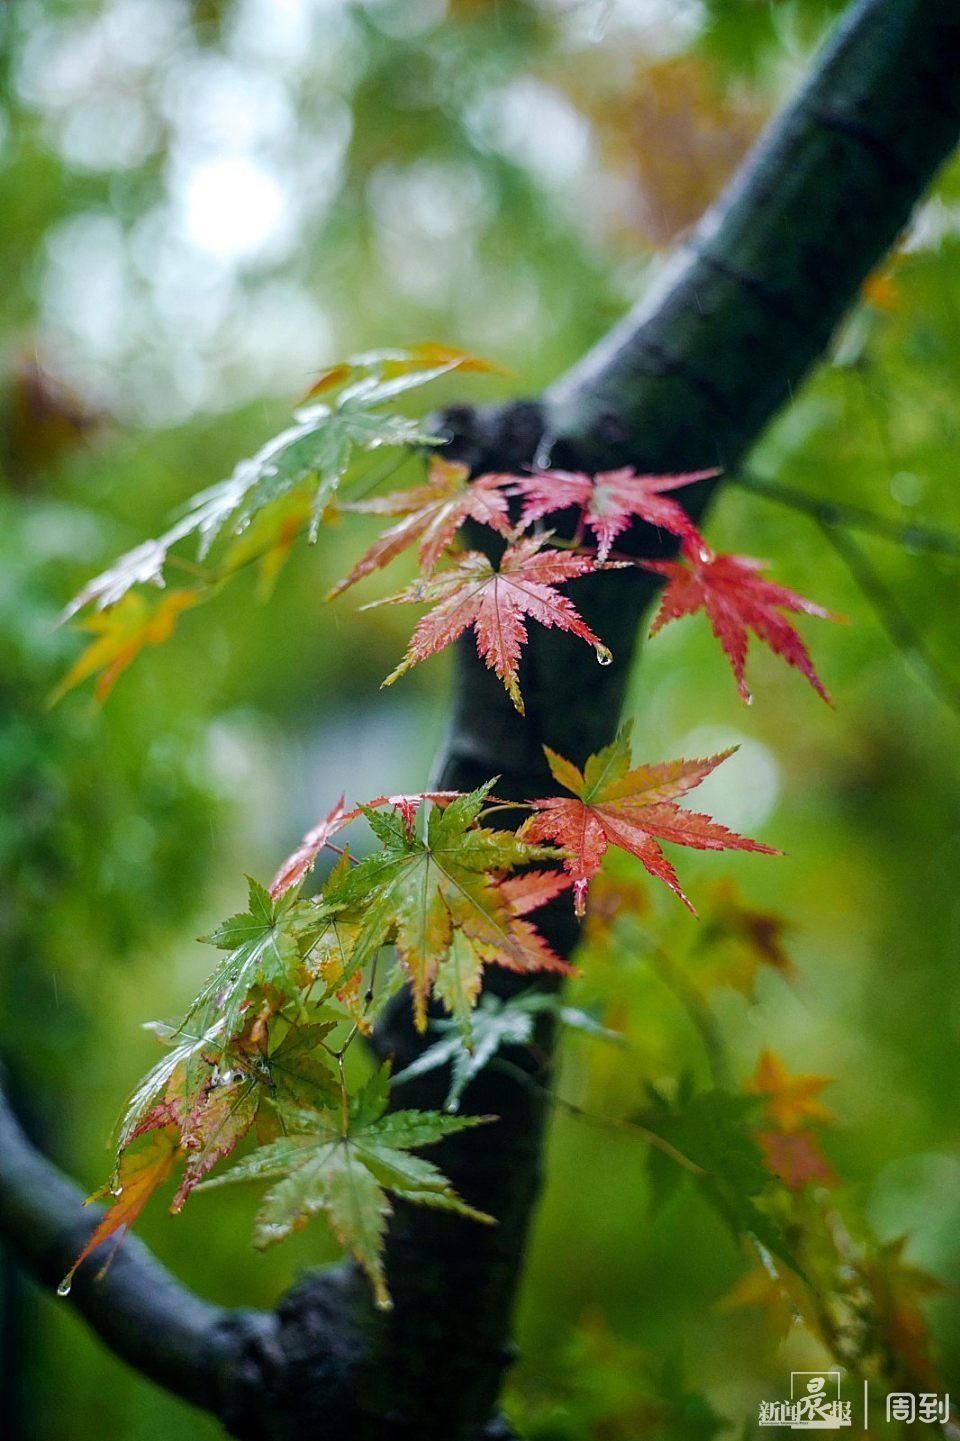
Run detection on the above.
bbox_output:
[488,1057,707,1178]
[645,942,731,1090]
[819,521,960,718]
[735,469,960,558]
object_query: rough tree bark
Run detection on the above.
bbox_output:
[2,1,959,1436]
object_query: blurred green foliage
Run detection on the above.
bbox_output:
[1,1,958,1437]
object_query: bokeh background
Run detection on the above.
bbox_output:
[2,0,959,1436]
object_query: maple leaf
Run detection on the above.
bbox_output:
[394,989,620,1111]
[329,457,514,597]
[61,346,476,623]
[371,535,611,714]
[642,550,836,704]
[320,784,566,1029]
[198,1065,493,1309]
[694,881,794,999]
[185,878,304,1052]
[512,466,717,561]
[50,590,203,704]
[747,1050,835,1133]
[521,723,778,916]
[61,1127,180,1294]
[758,1130,836,1191]
[270,796,353,900]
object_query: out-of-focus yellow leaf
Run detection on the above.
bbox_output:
[747,1050,835,1133]
[50,589,204,705]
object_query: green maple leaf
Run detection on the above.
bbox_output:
[320,785,562,1030]
[184,878,304,1053]
[62,360,447,620]
[199,1065,494,1309]
[635,1082,800,1274]
[393,991,623,1111]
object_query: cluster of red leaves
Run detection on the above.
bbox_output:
[329,456,836,714]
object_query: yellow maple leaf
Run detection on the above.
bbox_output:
[60,1126,180,1293]
[51,589,204,705]
[747,1049,835,1133]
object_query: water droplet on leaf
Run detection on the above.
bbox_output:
[595,645,613,667]
[57,1277,72,1297]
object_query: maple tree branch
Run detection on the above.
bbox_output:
[0,1078,277,1412]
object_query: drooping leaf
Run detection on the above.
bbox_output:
[62,1127,180,1293]
[320,785,567,1029]
[50,590,204,704]
[522,723,778,916]
[393,989,617,1111]
[512,466,717,561]
[198,1063,493,1308]
[60,343,491,623]
[329,457,513,596]
[270,796,353,899]
[372,535,611,714]
[642,549,837,703]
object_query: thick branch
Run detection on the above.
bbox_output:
[0,1083,275,1415]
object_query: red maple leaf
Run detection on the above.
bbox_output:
[758,1130,837,1191]
[329,458,513,597]
[270,795,352,899]
[521,724,778,915]
[642,550,836,703]
[511,466,717,561]
[371,535,611,713]
[494,869,575,975]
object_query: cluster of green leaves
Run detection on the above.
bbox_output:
[69,735,780,1305]
[65,784,574,1306]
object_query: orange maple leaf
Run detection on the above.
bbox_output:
[748,1050,835,1133]
[61,1127,180,1293]
[51,590,203,705]
[521,724,778,916]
